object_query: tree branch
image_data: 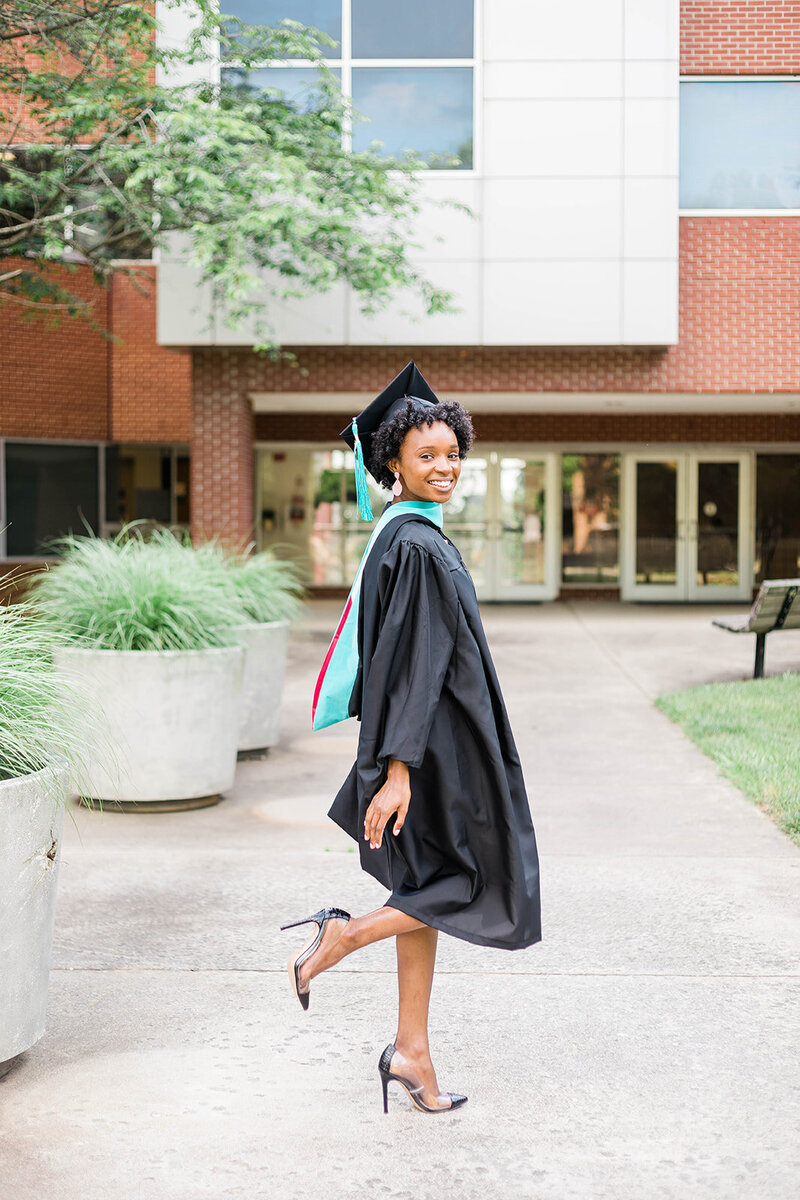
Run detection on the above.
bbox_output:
[0,1,136,44]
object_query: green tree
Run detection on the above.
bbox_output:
[0,1,455,349]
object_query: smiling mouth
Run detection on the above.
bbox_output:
[428,479,454,491]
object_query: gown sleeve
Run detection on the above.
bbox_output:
[358,539,459,783]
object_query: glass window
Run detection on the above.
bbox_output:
[105,445,190,533]
[352,67,473,167]
[756,454,800,581]
[561,454,620,585]
[443,457,488,587]
[307,451,383,585]
[497,458,547,587]
[5,443,99,557]
[352,0,473,59]
[222,3,475,170]
[680,81,800,209]
[221,66,341,109]
[223,1,341,54]
[634,461,678,585]
[258,448,382,586]
[696,461,739,587]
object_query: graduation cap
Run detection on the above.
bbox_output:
[340,361,439,520]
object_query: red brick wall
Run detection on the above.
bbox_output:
[0,263,110,439]
[681,1,800,73]
[191,380,254,545]
[198,218,800,401]
[110,268,192,443]
[0,263,192,443]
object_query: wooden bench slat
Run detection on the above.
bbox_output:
[713,578,800,676]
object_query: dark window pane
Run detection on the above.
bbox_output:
[561,454,620,584]
[352,67,472,168]
[352,0,473,58]
[222,1,341,53]
[222,65,340,109]
[696,461,739,586]
[680,81,800,208]
[104,444,119,524]
[6,443,99,557]
[756,454,800,581]
[176,456,191,528]
[108,446,189,530]
[635,461,677,584]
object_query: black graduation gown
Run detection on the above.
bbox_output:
[327,511,542,950]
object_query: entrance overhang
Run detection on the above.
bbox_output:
[250,392,800,415]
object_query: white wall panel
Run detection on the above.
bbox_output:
[623,178,679,259]
[484,179,622,260]
[624,60,679,99]
[157,263,214,345]
[484,0,623,61]
[622,261,679,343]
[155,1,215,89]
[624,0,680,61]
[156,0,680,348]
[219,282,348,346]
[348,262,481,345]
[484,99,623,177]
[484,61,623,101]
[483,261,621,344]
[405,177,482,261]
[624,98,679,177]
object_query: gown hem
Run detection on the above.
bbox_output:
[382,895,541,952]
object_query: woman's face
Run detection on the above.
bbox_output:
[388,420,462,505]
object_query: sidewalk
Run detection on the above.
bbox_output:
[3,602,799,1200]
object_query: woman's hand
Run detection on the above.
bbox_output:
[364,758,410,849]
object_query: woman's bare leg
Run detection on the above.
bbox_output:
[294,908,450,1107]
[296,905,424,990]
[391,925,450,1107]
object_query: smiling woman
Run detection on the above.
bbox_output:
[281,361,542,1116]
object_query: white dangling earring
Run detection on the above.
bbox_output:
[392,471,403,497]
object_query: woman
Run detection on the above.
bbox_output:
[281,362,541,1114]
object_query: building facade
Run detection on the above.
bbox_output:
[1,1,799,602]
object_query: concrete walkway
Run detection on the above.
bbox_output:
[3,603,799,1200]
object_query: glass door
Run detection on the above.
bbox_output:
[443,456,491,593]
[492,454,560,600]
[622,455,687,600]
[256,445,560,600]
[688,453,753,601]
[621,452,753,601]
[447,451,559,601]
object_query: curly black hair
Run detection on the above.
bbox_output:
[368,400,475,490]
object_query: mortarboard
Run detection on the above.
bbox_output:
[340,361,439,520]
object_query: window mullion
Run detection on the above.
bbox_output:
[341,0,352,150]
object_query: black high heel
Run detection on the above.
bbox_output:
[279,907,351,1011]
[378,1043,467,1114]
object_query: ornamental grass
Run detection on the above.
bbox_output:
[31,526,248,652]
[227,550,305,624]
[0,599,85,781]
[31,526,305,652]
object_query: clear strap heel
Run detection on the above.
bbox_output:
[378,1043,468,1114]
[280,907,351,1011]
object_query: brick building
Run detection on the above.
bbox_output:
[1,1,799,601]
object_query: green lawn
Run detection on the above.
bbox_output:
[656,673,800,847]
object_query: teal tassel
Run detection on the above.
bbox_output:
[351,419,374,521]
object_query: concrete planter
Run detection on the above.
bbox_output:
[0,767,67,1068]
[52,646,245,810]
[232,621,290,754]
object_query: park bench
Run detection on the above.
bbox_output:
[713,578,800,678]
